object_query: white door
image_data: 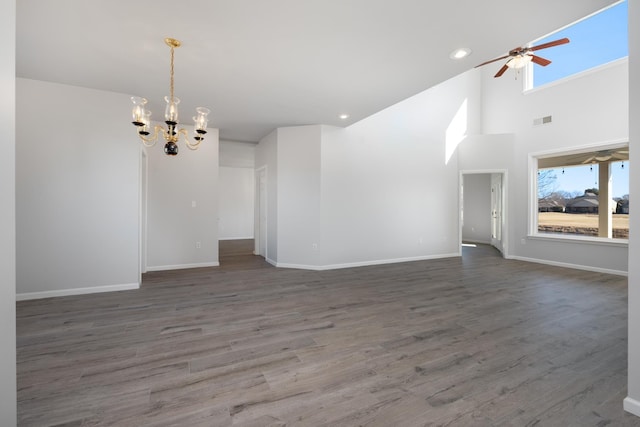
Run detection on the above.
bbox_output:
[490,173,503,252]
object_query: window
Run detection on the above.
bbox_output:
[527,0,628,89]
[535,146,629,240]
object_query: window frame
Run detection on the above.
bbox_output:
[523,56,628,94]
[529,140,629,246]
[522,0,628,92]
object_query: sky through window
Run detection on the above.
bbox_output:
[532,0,628,87]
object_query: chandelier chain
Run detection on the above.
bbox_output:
[169,45,175,103]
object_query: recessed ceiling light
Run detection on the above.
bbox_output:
[339,114,350,120]
[449,48,472,60]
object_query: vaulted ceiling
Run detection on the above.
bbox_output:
[17,0,617,142]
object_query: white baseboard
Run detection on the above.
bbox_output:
[265,257,277,267]
[219,237,254,241]
[624,397,640,417]
[275,253,460,271]
[462,239,492,245]
[506,255,627,276]
[146,262,220,272]
[17,282,140,301]
[275,262,320,270]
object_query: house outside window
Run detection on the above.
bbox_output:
[534,146,629,240]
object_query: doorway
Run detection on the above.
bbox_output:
[490,173,503,252]
[139,149,148,282]
[254,166,267,258]
[460,170,507,256]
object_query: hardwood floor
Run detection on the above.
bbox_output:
[17,243,638,426]
[218,239,270,271]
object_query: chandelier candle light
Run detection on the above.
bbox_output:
[131,38,210,156]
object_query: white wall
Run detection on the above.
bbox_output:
[255,130,278,263]
[146,129,219,270]
[0,0,16,422]
[277,126,322,267]
[625,0,640,417]
[261,70,482,269]
[219,140,256,168]
[219,167,254,240]
[482,58,629,274]
[16,79,140,298]
[458,134,515,171]
[462,174,492,244]
[219,140,255,240]
[318,70,482,267]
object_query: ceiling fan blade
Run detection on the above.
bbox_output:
[494,64,509,78]
[595,155,612,162]
[531,55,551,66]
[529,37,570,52]
[475,55,510,68]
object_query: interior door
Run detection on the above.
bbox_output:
[490,173,503,252]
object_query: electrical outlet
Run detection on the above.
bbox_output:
[196,241,201,249]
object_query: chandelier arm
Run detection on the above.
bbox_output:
[137,125,164,147]
[138,137,157,148]
[177,128,203,150]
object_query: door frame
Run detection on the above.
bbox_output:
[139,148,148,283]
[254,166,268,258]
[459,169,508,257]
[490,173,503,250]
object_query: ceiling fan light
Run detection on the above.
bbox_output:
[506,54,533,69]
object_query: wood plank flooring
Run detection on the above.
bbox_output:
[17,242,639,426]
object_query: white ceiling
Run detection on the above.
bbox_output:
[17,0,617,142]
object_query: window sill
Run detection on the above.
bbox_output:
[528,233,628,248]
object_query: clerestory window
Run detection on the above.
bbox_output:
[526,0,628,90]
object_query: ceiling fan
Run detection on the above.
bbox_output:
[581,148,629,164]
[475,37,570,78]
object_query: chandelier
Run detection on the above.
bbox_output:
[130,38,210,156]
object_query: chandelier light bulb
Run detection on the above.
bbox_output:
[193,107,210,136]
[131,97,148,126]
[139,110,152,136]
[164,96,180,124]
